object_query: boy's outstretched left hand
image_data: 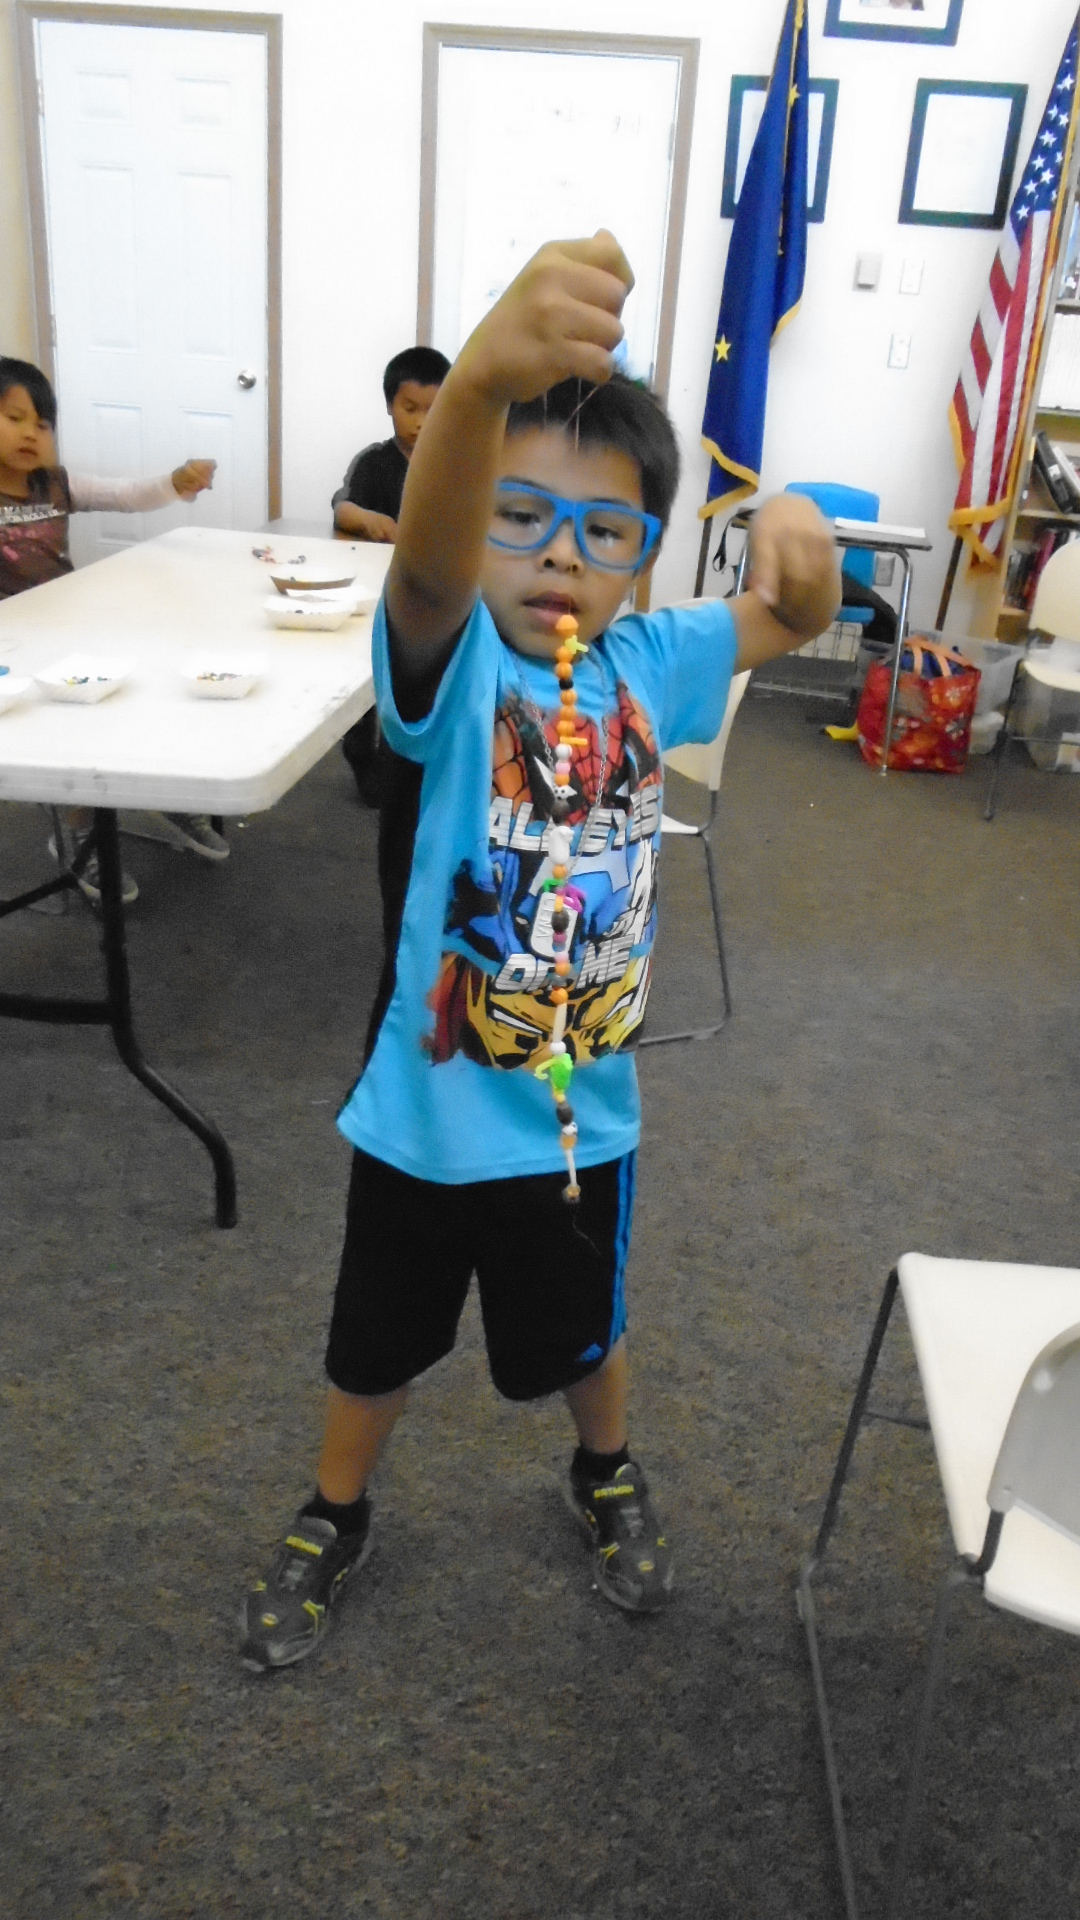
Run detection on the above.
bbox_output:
[172,458,216,499]
[732,492,841,671]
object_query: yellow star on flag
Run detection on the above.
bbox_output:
[714,336,731,363]
[789,85,800,106]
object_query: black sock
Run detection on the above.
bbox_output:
[301,1488,370,1537]
[572,1442,630,1485]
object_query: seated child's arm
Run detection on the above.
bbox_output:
[386,232,632,680]
[334,500,397,541]
[68,461,215,514]
[731,492,841,673]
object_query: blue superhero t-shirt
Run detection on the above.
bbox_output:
[337,594,737,1182]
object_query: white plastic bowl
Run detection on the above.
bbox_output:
[181,652,266,699]
[0,674,34,714]
[35,654,134,703]
[263,590,360,632]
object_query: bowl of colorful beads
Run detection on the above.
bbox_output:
[180,652,266,699]
[35,654,135,703]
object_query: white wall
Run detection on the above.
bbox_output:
[1,0,1076,629]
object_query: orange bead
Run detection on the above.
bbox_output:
[560,688,577,707]
[554,613,579,637]
[550,987,568,1005]
[554,958,571,976]
[554,769,570,786]
[551,863,568,881]
[555,662,572,682]
[555,646,573,665]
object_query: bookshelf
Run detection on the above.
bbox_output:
[956,138,1080,644]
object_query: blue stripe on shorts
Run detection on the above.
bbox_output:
[608,1149,637,1348]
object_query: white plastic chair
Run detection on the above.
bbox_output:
[985,540,1080,818]
[798,1254,1080,1920]
[638,660,751,1047]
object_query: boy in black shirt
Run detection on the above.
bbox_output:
[332,346,450,541]
[333,347,450,799]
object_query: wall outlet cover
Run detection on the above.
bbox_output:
[888,331,911,369]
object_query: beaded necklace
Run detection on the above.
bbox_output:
[532,610,592,1207]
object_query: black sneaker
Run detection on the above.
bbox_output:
[569,1457,674,1613]
[239,1502,372,1671]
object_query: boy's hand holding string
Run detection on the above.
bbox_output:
[388,231,634,671]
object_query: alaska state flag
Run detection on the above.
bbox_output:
[701,0,809,516]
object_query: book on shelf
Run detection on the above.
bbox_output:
[1033,431,1080,511]
[1003,525,1078,612]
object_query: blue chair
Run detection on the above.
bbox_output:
[785,481,880,628]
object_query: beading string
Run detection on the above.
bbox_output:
[533,610,591,1204]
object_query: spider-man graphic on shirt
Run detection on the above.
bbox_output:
[428,681,663,1069]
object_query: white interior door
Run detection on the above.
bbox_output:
[431,47,683,385]
[35,19,268,564]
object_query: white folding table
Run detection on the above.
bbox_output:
[0,527,392,1226]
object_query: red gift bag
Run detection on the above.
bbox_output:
[857,638,981,774]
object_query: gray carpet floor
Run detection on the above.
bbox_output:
[2,694,1078,1920]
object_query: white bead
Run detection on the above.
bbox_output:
[548,826,572,862]
[551,1003,568,1042]
[555,743,572,763]
[549,1039,566,1055]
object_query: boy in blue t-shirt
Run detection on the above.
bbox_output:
[241,233,839,1671]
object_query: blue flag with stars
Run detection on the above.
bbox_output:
[701,0,809,517]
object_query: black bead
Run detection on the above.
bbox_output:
[551,909,569,933]
[556,1102,574,1126]
[550,796,571,822]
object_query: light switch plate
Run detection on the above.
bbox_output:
[855,251,882,290]
[888,331,911,370]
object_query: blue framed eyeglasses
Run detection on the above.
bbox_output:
[488,482,661,573]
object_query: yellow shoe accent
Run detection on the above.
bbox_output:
[823,722,859,742]
[260,1613,279,1628]
[285,1535,322,1556]
[301,1600,325,1621]
[252,1580,267,1592]
[599,1543,619,1562]
[638,1560,655,1573]
[592,1485,634,1500]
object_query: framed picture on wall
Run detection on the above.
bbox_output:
[721,74,839,222]
[824,0,964,45]
[899,79,1027,229]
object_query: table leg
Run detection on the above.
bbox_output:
[94,808,238,1228]
[879,551,913,778]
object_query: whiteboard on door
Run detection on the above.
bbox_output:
[32,17,270,565]
[421,35,698,395]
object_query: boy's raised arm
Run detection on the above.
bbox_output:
[386,232,633,677]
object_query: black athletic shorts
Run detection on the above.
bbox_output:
[325,1148,637,1402]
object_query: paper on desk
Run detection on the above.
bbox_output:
[835,518,927,541]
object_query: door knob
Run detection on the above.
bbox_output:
[237,369,257,389]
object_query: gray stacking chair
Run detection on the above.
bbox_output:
[639,651,751,1047]
[798,1253,1080,1920]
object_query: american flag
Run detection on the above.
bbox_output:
[949,20,1079,564]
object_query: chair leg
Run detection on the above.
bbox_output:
[640,797,731,1047]
[702,828,733,1022]
[796,1271,902,1920]
[885,1566,973,1920]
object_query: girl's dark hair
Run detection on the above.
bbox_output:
[0,357,58,429]
[505,374,681,530]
